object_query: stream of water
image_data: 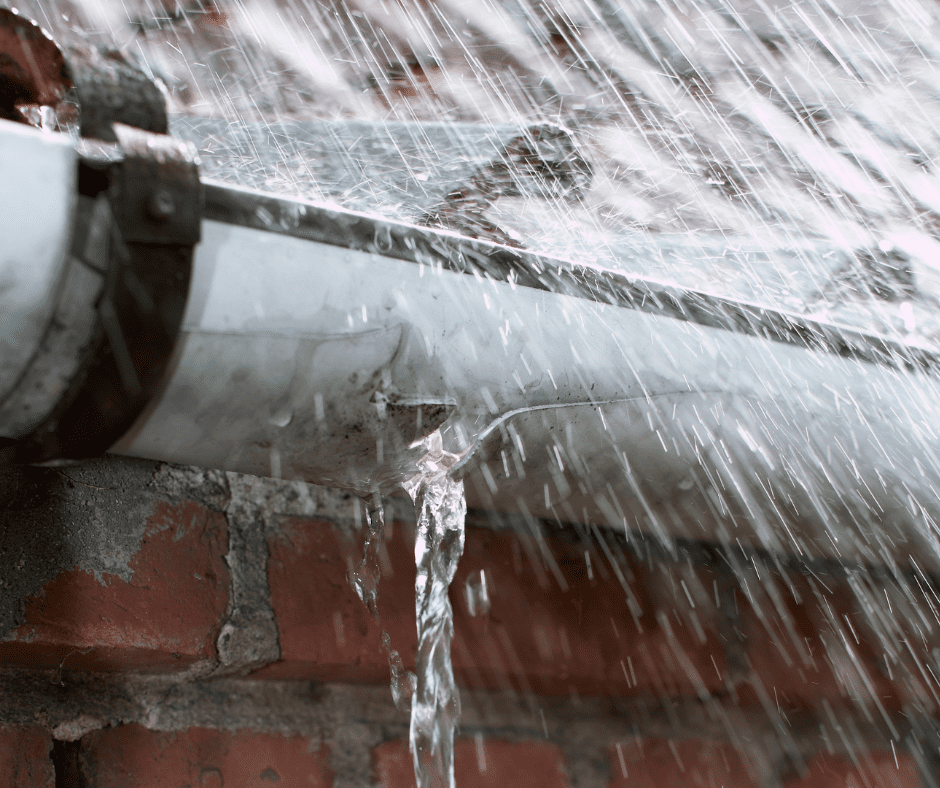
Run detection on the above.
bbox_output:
[351,432,466,788]
[403,433,466,788]
[348,500,417,712]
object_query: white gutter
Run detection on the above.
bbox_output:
[3,120,939,569]
[0,122,76,403]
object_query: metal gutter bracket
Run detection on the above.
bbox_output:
[0,7,199,463]
[111,122,202,247]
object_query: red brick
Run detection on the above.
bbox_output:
[81,724,332,788]
[0,727,54,788]
[260,517,415,683]
[453,527,725,697]
[785,752,920,788]
[261,518,725,698]
[373,738,567,788]
[607,737,758,788]
[743,572,898,713]
[0,501,228,672]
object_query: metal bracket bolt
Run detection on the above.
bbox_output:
[148,188,176,221]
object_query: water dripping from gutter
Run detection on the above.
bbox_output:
[349,429,466,788]
[403,431,466,788]
[348,500,416,712]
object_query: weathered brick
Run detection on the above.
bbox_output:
[784,752,920,788]
[81,724,332,787]
[0,500,228,672]
[742,571,898,713]
[607,737,758,788]
[262,518,726,697]
[453,527,725,697]
[0,727,53,788]
[260,516,414,683]
[373,738,567,787]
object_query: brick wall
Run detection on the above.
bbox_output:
[0,457,937,786]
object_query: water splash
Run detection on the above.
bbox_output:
[348,500,416,711]
[403,431,467,788]
[464,569,490,618]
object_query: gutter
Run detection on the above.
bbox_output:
[1,10,939,569]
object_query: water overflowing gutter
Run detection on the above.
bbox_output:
[3,114,940,571]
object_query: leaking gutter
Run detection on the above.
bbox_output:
[3,119,940,569]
